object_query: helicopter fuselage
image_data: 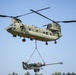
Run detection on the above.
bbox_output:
[1,7,76,44]
[6,22,62,44]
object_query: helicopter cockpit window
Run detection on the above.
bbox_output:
[10,24,14,27]
[9,24,16,29]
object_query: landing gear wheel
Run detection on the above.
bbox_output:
[13,35,16,37]
[30,38,33,41]
[54,40,57,44]
[34,69,37,72]
[22,38,26,42]
[45,42,48,45]
[34,69,40,72]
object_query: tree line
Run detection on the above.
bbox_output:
[8,72,76,75]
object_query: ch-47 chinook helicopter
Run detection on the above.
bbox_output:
[22,61,63,72]
[1,7,76,45]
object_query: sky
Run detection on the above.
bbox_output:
[0,0,76,75]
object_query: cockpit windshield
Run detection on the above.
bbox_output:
[6,24,15,30]
[9,24,15,28]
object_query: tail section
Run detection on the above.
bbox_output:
[46,23,62,39]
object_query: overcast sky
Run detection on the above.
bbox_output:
[0,0,76,75]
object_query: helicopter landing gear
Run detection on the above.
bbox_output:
[54,40,57,44]
[34,69,40,72]
[30,38,33,41]
[45,42,48,45]
[22,38,26,42]
[13,35,16,37]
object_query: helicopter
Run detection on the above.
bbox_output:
[1,7,76,45]
[22,61,63,72]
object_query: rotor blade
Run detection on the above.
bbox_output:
[43,24,48,27]
[56,20,76,23]
[30,9,56,23]
[0,15,12,18]
[0,7,50,18]
[17,7,50,17]
[45,62,63,66]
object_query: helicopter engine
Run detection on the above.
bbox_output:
[46,23,62,38]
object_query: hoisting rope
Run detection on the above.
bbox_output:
[26,40,45,64]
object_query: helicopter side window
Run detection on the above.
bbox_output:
[46,32,48,35]
[50,33,51,35]
[36,30,38,32]
[20,26,23,29]
[29,28,31,31]
[43,32,45,34]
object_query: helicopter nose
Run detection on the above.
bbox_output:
[6,27,12,31]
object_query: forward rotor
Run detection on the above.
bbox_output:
[0,7,50,19]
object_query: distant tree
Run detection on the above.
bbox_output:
[66,72,71,75]
[63,72,65,75]
[24,72,30,75]
[8,74,11,75]
[35,73,43,75]
[35,73,37,75]
[72,72,76,75]
[12,72,16,75]
[8,72,18,75]
[52,72,62,75]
